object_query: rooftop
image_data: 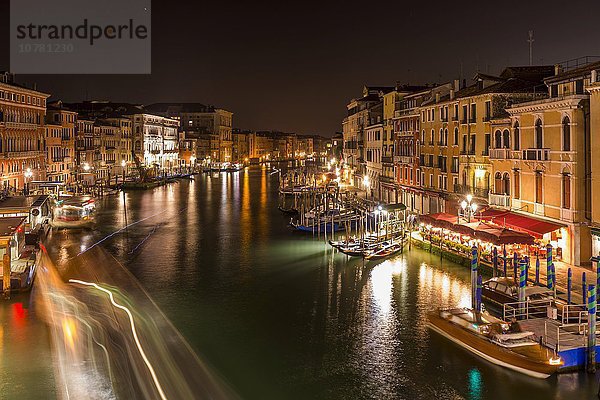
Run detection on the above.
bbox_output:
[0,217,26,238]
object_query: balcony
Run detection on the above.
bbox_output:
[560,208,576,222]
[522,148,550,161]
[4,150,43,159]
[489,148,512,160]
[394,155,414,164]
[534,203,545,216]
[381,156,394,165]
[5,122,39,130]
[454,184,489,198]
[489,193,511,208]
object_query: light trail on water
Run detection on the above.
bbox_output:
[69,279,168,400]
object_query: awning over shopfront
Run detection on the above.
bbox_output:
[419,213,535,245]
[476,208,565,239]
[419,213,457,230]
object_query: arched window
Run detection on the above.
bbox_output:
[502,130,510,148]
[535,119,543,149]
[439,128,443,145]
[502,172,510,195]
[444,129,448,146]
[494,172,502,194]
[430,129,434,145]
[562,116,571,151]
[454,127,459,145]
[513,122,520,151]
[562,173,571,209]
[494,130,502,149]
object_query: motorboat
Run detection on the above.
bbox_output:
[428,307,561,379]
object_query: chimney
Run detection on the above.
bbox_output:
[554,64,563,76]
[435,93,440,103]
[454,79,460,90]
[450,89,455,100]
[592,70,598,83]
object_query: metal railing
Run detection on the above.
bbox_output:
[544,320,586,352]
[561,304,587,325]
[503,299,555,321]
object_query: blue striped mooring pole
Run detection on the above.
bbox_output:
[513,252,518,282]
[525,255,530,282]
[567,268,572,305]
[519,258,527,317]
[471,246,478,309]
[587,284,596,373]
[535,257,540,285]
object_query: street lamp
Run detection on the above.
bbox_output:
[460,194,477,223]
[24,168,33,195]
[363,175,371,198]
[121,159,126,183]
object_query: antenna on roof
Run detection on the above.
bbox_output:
[527,30,534,66]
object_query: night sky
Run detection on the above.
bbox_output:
[1,1,600,136]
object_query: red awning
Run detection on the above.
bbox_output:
[477,208,564,239]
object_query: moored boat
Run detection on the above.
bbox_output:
[278,206,299,215]
[427,307,561,379]
[364,241,403,260]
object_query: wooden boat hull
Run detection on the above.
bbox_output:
[278,206,299,215]
[427,312,558,379]
[365,244,402,260]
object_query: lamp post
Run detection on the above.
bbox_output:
[363,175,371,199]
[190,156,196,173]
[121,159,126,184]
[82,163,91,195]
[24,168,33,195]
[460,194,478,223]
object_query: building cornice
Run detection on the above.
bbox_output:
[507,96,586,115]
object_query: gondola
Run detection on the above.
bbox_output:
[278,206,299,215]
[364,242,402,260]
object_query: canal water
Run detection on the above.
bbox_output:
[1,166,599,399]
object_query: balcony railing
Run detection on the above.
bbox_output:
[454,184,489,198]
[394,155,414,164]
[534,203,545,216]
[489,148,512,160]
[489,193,511,208]
[523,148,550,161]
[4,150,43,159]
[560,208,575,222]
[381,156,394,164]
